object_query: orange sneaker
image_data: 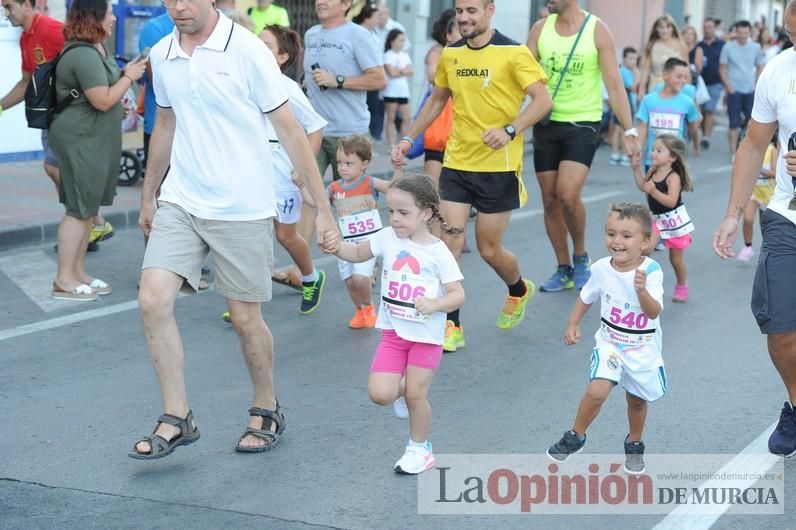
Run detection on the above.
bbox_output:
[361,304,377,328]
[349,307,367,329]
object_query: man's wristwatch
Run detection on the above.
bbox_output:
[503,124,517,140]
[336,75,345,89]
[624,127,639,138]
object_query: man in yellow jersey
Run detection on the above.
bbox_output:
[392,0,552,352]
[527,0,640,293]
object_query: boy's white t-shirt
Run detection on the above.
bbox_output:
[265,74,328,192]
[383,50,411,99]
[369,227,463,345]
[751,48,796,226]
[579,257,664,371]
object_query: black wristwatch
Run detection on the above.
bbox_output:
[503,124,517,140]
[336,75,345,89]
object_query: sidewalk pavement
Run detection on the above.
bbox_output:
[0,133,422,251]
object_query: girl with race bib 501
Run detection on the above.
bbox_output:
[632,134,695,303]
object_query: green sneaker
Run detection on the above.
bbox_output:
[300,270,326,314]
[221,311,231,323]
[89,221,114,243]
[443,320,465,352]
[496,279,535,330]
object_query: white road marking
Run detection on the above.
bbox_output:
[0,191,625,343]
[0,250,77,312]
[653,422,780,530]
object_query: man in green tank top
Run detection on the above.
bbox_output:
[527,0,640,293]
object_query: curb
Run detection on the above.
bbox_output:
[0,165,413,252]
[0,208,141,252]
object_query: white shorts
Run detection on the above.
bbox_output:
[337,255,376,281]
[275,190,303,225]
[589,341,668,402]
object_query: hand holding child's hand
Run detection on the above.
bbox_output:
[290,171,304,188]
[322,231,341,254]
[413,296,437,315]
[634,268,647,292]
[564,323,581,345]
[642,179,656,194]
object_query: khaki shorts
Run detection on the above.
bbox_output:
[142,201,274,302]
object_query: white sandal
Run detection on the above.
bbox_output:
[88,278,112,295]
[51,282,98,301]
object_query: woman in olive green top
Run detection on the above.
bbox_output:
[49,0,146,301]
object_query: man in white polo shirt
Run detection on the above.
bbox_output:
[714,2,796,458]
[129,1,336,459]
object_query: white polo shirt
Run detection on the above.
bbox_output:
[150,12,288,221]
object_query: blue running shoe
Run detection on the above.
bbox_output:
[769,402,796,457]
[539,265,574,292]
[573,253,591,290]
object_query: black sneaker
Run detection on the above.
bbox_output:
[547,430,585,462]
[300,270,325,315]
[700,139,709,149]
[624,436,646,474]
[768,402,796,457]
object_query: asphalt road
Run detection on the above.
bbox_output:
[1,137,794,529]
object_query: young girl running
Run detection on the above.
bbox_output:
[737,133,779,261]
[328,174,465,474]
[632,134,694,302]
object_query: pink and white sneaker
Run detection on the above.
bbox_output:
[736,245,755,262]
[394,442,435,475]
[672,284,689,303]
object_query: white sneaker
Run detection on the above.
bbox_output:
[393,397,409,419]
[394,443,435,475]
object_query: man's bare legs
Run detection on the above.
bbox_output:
[135,268,190,453]
[227,298,278,449]
[474,210,520,285]
[135,271,278,452]
[769,332,796,404]
[537,161,590,266]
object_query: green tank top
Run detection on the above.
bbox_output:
[537,11,602,122]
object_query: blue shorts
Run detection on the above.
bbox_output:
[727,91,754,130]
[700,83,723,113]
[40,129,59,167]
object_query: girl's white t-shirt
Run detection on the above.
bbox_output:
[383,50,412,99]
[369,227,463,345]
[265,74,328,192]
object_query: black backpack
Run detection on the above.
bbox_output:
[24,42,95,129]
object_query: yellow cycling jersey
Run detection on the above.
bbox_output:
[435,30,547,172]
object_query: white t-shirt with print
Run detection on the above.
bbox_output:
[265,74,327,192]
[369,227,463,345]
[383,49,411,99]
[751,48,796,226]
[579,257,664,371]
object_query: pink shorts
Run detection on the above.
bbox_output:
[653,224,692,250]
[370,330,443,374]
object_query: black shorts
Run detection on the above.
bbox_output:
[439,167,520,214]
[424,149,444,163]
[752,208,796,334]
[383,96,409,104]
[533,120,601,172]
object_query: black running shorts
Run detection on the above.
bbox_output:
[533,120,601,172]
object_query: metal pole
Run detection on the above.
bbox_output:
[641,0,648,52]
